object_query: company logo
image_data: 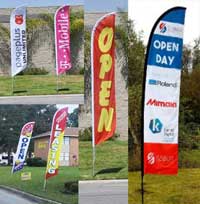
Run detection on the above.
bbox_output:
[149,118,163,134]
[147,152,155,165]
[22,124,34,137]
[163,128,175,142]
[15,15,24,25]
[148,79,177,88]
[159,22,167,33]
[147,99,177,108]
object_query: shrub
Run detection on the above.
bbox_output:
[26,157,47,167]
[20,68,49,75]
[79,67,84,75]
[79,127,120,141]
[79,127,92,141]
[64,181,78,194]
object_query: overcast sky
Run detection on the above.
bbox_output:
[129,0,200,45]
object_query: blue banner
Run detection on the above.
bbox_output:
[143,7,186,175]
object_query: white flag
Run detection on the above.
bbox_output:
[10,7,27,77]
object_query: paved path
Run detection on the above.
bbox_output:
[79,180,128,204]
[0,94,84,104]
[0,188,38,204]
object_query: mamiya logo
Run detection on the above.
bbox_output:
[147,152,155,165]
[149,79,177,88]
[147,99,177,108]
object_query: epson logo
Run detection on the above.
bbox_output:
[148,79,177,88]
[147,99,177,108]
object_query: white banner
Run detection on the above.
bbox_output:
[12,122,35,173]
[10,7,27,77]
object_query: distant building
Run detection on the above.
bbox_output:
[33,127,79,166]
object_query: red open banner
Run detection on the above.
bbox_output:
[91,13,116,145]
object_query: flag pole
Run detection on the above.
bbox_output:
[56,74,59,93]
[43,179,47,191]
[91,69,95,177]
[12,76,14,95]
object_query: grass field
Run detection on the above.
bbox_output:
[0,166,78,204]
[80,140,128,180]
[129,168,200,204]
[0,75,84,96]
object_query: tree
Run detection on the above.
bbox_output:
[0,105,57,165]
[67,108,79,127]
[128,19,145,170]
[192,37,200,69]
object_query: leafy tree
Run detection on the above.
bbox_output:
[128,19,145,170]
[67,108,79,127]
[193,37,200,69]
[0,105,57,164]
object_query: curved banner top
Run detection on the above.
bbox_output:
[55,5,72,75]
[91,13,116,145]
[10,6,27,77]
[45,107,68,180]
[12,122,35,173]
[143,7,186,175]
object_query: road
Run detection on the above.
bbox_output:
[0,94,84,104]
[79,180,128,204]
[0,188,38,204]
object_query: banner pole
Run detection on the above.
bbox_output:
[12,76,14,95]
[43,179,47,191]
[92,144,96,177]
[56,74,59,93]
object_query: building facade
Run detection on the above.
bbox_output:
[33,127,79,166]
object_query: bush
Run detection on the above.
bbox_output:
[26,157,47,167]
[64,181,78,194]
[79,127,92,141]
[79,67,84,75]
[20,68,49,75]
[79,127,120,141]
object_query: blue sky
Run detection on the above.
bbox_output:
[0,0,128,12]
[0,0,83,8]
[85,0,128,12]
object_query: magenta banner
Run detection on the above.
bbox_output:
[55,5,72,75]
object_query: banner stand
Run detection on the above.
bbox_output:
[141,7,186,204]
[92,145,96,177]
[56,74,70,93]
[56,75,59,93]
[12,76,14,95]
[43,179,47,191]
[11,76,27,95]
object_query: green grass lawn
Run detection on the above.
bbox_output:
[0,166,78,204]
[129,168,200,204]
[0,75,83,96]
[80,140,128,180]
